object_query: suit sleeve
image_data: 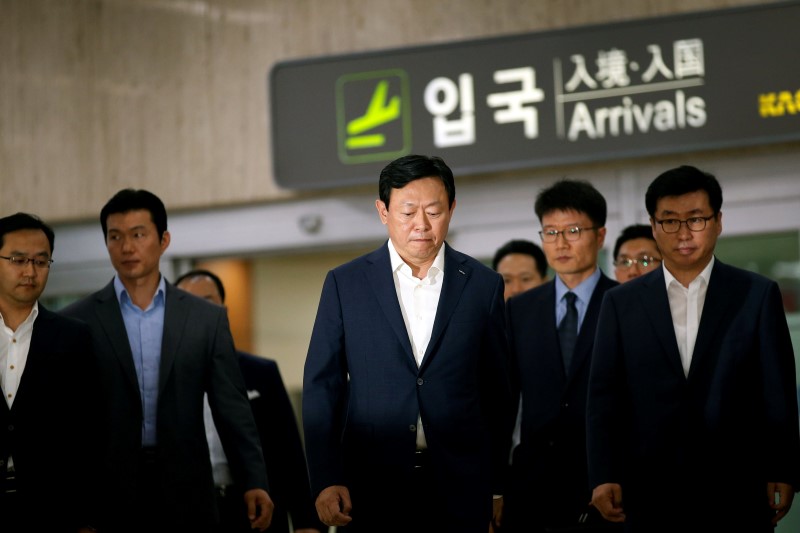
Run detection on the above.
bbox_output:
[303,270,350,497]
[207,309,270,492]
[586,289,627,490]
[482,273,514,495]
[259,361,325,530]
[758,281,800,489]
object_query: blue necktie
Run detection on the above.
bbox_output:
[558,292,578,373]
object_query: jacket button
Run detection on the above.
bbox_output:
[417,378,424,386]
[7,424,13,431]
[409,425,417,432]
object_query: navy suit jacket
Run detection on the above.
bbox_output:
[62,280,268,530]
[587,260,800,532]
[237,352,322,532]
[0,305,100,530]
[303,242,512,529]
[506,273,617,521]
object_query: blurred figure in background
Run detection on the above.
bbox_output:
[175,269,322,533]
[612,224,661,283]
[492,239,548,301]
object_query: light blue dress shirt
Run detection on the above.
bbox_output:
[115,275,166,447]
[554,267,602,333]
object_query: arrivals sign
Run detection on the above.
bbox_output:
[270,2,800,190]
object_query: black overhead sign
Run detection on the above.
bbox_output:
[269,2,800,190]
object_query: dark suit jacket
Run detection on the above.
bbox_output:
[0,305,100,531]
[62,280,268,531]
[587,260,800,532]
[302,242,513,532]
[237,352,322,532]
[505,273,618,527]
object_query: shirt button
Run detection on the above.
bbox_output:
[409,425,417,432]
[416,378,424,386]
[9,365,14,370]
[8,425,13,431]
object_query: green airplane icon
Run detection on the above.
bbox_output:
[346,80,401,149]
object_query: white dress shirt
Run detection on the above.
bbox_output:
[0,303,38,410]
[0,302,39,471]
[663,257,714,377]
[388,239,445,450]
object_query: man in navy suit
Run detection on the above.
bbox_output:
[0,213,99,533]
[175,269,323,533]
[62,189,273,533]
[588,166,800,532]
[303,154,513,533]
[503,180,619,533]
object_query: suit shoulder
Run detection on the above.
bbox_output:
[329,247,382,277]
[446,246,500,279]
[59,291,102,318]
[237,351,279,371]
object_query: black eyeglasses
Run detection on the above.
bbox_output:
[539,226,597,243]
[0,255,54,268]
[655,214,716,234]
[614,255,661,269]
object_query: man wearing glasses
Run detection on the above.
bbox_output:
[503,179,619,532]
[588,165,800,532]
[0,213,99,532]
[612,224,662,283]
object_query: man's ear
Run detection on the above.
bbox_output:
[375,199,389,225]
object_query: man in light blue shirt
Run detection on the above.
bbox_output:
[63,189,274,533]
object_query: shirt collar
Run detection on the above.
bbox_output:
[114,274,166,308]
[555,267,602,304]
[387,239,446,280]
[663,255,715,290]
[0,301,39,332]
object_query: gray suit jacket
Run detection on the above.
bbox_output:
[62,280,268,530]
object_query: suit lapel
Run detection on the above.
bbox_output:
[159,283,188,394]
[420,245,469,371]
[94,282,141,394]
[12,305,54,412]
[364,244,416,366]
[639,268,685,379]
[689,260,741,381]
[567,274,616,381]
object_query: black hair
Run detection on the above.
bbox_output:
[613,224,656,260]
[645,165,723,217]
[173,269,226,303]
[0,212,55,254]
[100,189,168,240]
[378,154,455,208]
[534,179,607,227]
[492,239,547,278]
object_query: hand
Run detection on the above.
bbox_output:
[316,485,353,527]
[590,483,625,523]
[768,482,794,525]
[489,496,504,532]
[244,488,274,531]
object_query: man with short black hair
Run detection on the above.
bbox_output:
[62,189,273,533]
[492,239,548,301]
[588,165,800,532]
[612,224,661,283]
[175,269,322,533]
[303,154,512,533]
[0,212,99,532]
[504,179,619,533]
